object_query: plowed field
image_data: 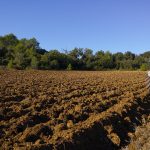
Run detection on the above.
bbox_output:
[0,70,149,149]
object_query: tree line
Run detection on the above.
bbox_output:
[0,34,150,71]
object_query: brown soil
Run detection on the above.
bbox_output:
[122,118,150,150]
[0,70,149,150]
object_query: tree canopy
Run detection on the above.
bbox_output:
[0,33,150,71]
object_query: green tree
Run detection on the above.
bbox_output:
[0,34,18,65]
[103,51,114,69]
[140,63,149,71]
[124,51,135,60]
[31,56,38,69]
[7,59,13,69]
[113,52,124,69]
[69,47,83,59]
[50,60,59,69]
[14,52,25,69]
[40,53,49,69]
[48,50,61,60]
[82,48,94,70]
[141,51,150,58]
[94,51,114,70]
[122,60,133,70]
[67,63,72,70]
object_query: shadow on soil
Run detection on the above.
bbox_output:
[54,94,150,150]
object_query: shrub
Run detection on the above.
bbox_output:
[67,64,72,70]
[7,59,13,69]
[140,63,149,71]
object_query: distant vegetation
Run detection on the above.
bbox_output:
[0,33,150,70]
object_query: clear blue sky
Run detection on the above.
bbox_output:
[0,0,150,54]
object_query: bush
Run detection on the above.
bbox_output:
[31,56,38,69]
[7,59,13,69]
[140,63,149,71]
[67,64,72,70]
[50,60,59,69]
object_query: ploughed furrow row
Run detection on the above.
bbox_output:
[11,90,150,150]
[31,90,149,150]
[0,70,148,149]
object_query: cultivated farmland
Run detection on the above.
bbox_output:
[0,70,149,149]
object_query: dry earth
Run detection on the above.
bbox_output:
[0,70,149,149]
